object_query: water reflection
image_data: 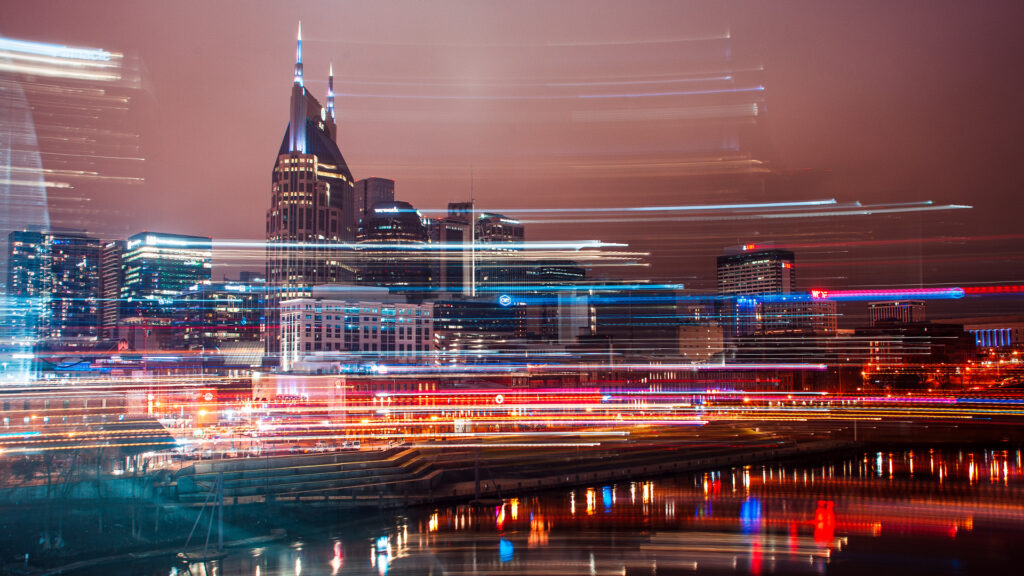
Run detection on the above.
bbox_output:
[114,447,1024,575]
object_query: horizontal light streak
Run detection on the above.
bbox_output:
[420,199,838,214]
[0,37,112,61]
[335,85,764,101]
[809,287,965,301]
[518,203,972,224]
[230,239,627,250]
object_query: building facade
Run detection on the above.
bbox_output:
[758,297,838,335]
[120,232,213,318]
[5,229,47,344]
[6,229,102,340]
[940,315,1024,349]
[474,212,525,293]
[356,201,431,295]
[716,246,797,343]
[43,231,101,338]
[177,281,263,349]
[432,203,474,295]
[279,297,433,371]
[716,246,795,297]
[868,300,925,327]
[265,27,358,360]
[99,240,124,339]
[352,177,395,233]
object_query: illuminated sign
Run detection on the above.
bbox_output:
[498,294,513,307]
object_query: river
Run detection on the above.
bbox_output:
[90,446,1024,575]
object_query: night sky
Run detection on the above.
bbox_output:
[3,0,1022,305]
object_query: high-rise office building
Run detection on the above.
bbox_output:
[428,204,531,296]
[5,229,47,348]
[356,201,431,295]
[44,231,100,338]
[352,177,395,232]
[717,246,795,342]
[99,240,124,339]
[475,212,525,292]
[477,212,524,244]
[6,229,102,340]
[265,26,358,360]
[430,202,474,295]
[120,232,212,318]
[6,230,47,301]
[716,246,795,297]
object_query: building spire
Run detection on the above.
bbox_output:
[288,22,307,152]
[327,62,335,120]
[294,21,303,86]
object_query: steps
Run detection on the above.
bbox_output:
[174,448,440,503]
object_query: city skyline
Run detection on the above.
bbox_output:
[1,1,1021,299]
[2,5,1024,574]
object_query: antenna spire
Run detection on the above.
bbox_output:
[294,22,303,86]
[327,62,335,120]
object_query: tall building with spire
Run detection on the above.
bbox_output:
[265,24,358,361]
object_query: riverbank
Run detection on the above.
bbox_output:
[4,418,1023,574]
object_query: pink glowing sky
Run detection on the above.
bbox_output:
[3,0,1022,294]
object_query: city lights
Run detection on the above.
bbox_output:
[1,2,1022,574]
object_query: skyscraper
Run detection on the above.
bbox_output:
[5,229,47,350]
[436,208,471,295]
[6,229,101,340]
[120,232,212,318]
[716,246,795,297]
[352,177,395,233]
[43,231,100,339]
[474,212,525,293]
[265,25,358,360]
[6,230,46,303]
[99,240,124,339]
[716,246,795,342]
[356,201,431,296]
[429,204,530,296]
[716,246,837,356]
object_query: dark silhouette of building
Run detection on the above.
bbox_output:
[429,202,473,295]
[352,177,395,233]
[475,212,525,293]
[356,201,431,296]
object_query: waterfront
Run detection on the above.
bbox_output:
[86,446,1024,576]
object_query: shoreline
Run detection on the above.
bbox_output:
[3,426,1022,575]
